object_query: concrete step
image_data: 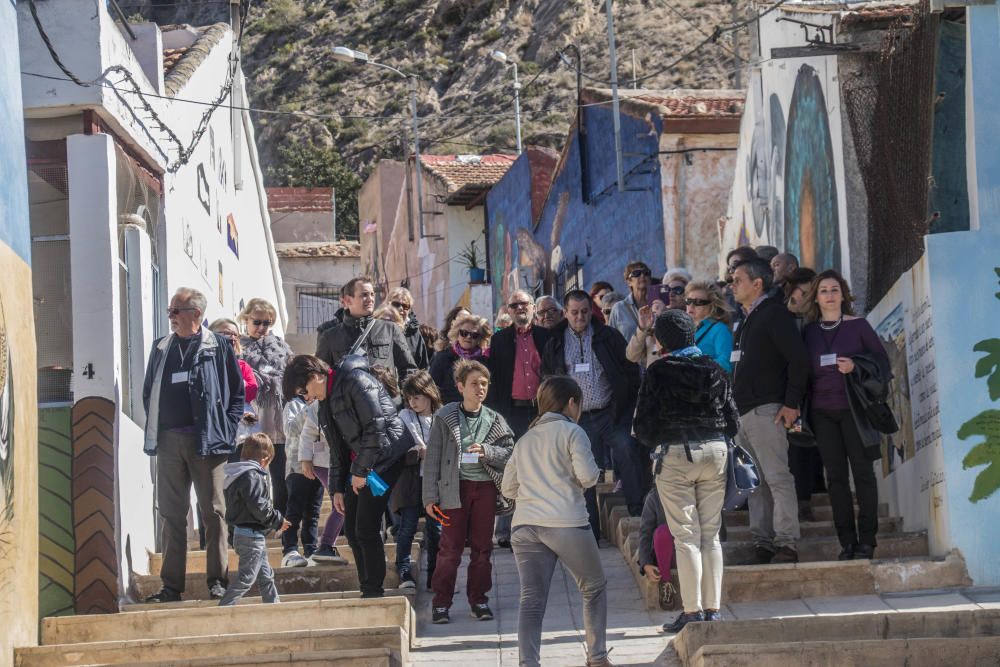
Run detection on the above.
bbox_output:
[626,549,971,609]
[74,649,394,667]
[674,607,1000,665]
[41,596,414,647]
[613,516,905,548]
[15,626,408,667]
[722,503,889,526]
[689,636,1000,667]
[121,588,415,613]
[133,561,416,601]
[148,542,420,576]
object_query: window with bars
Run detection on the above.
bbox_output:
[297,288,341,331]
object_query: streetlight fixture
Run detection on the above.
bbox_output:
[333,46,436,239]
[489,49,523,155]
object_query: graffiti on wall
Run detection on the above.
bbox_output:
[725,60,846,276]
[0,300,13,574]
[957,267,1000,502]
[874,303,915,476]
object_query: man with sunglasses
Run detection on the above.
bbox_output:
[541,289,645,538]
[316,276,416,381]
[608,261,655,342]
[141,288,245,602]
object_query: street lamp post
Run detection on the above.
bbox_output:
[332,46,436,239]
[489,50,522,155]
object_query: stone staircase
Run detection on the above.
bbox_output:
[595,485,993,666]
[15,596,414,666]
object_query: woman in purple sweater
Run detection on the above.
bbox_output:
[802,270,887,561]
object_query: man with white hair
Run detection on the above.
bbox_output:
[141,287,245,602]
[534,295,564,329]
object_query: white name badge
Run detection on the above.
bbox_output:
[171,371,189,384]
[574,363,592,373]
[820,353,838,367]
[460,452,481,464]
[730,350,742,363]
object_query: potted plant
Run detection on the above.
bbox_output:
[457,240,487,283]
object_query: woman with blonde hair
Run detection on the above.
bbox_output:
[684,281,735,372]
[373,303,405,328]
[238,298,294,513]
[388,287,432,370]
[429,311,491,403]
[502,376,611,667]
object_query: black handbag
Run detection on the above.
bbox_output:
[787,398,817,447]
[724,440,760,511]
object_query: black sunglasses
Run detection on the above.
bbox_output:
[629,268,652,279]
[458,330,482,340]
[390,301,411,310]
[507,301,532,309]
[251,319,272,327]
[685,298,711,307]
[166,307,197,316]
[667,286,685,296]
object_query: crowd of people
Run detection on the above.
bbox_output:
[139,244,894,666]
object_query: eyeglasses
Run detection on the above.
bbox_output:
[251,319,272,327]
[667,286,685,296]
[629,268,652,279]
[537,308,560,317]
[166,307,197,316]
[507,301,532,309]
[602,308,613,316]
[685,298,711,307]
[458,330,482,340]
[390,301,411,311]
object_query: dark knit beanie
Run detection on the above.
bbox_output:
[653,310,696,353]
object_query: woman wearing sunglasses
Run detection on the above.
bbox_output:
[238,298,294,515]
[663,268,692,311]
[607,260,653,341]
[684,282,735,372]
[429,312,492,403]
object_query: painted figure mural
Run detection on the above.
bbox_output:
[784,65,841,272]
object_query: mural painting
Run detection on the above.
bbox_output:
[957,267,1000,502]
[874,303,915,476]
[783,65,841,272]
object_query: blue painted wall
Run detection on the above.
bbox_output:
[487,102,665,305]
[928,20,969,234]
[968,3,1000,231]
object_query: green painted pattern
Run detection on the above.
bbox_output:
[38,407,73,618]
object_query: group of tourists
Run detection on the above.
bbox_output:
[139,243,893,667]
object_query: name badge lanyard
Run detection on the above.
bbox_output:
[819,320,844,366]
[176,337,198,372]
[731,306,761,380]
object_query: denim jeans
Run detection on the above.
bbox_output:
[512,524,608,667]
[219,528,278,606]
[281,472,323,556]
[580,406,646,538]
[395,506,441,576]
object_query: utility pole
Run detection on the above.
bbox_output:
[511,61,523,154]
[732,0,742,89]
[631,48,637,89]
[409,76,429,239]
[331,188,337,241]
[606,0,625,193]
[229,0,244,189]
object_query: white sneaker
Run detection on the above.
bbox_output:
[281,551,308,568]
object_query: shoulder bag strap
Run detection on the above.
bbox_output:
[695,320,719,346]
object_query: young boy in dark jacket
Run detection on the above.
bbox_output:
[218,433,290,606]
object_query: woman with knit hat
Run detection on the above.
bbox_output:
[632,310,740,634]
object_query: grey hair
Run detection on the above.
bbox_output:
[663,268,693,285]
[535,295,563,312]
[174,287,207,314]
[600,291,626,307]
[510,289,533,304]
[737,258,774,292]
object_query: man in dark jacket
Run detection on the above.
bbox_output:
[541,289,645,536]
[730,258,810,564]
[388,286,431,370]
[315,276,417,379]
[141,287,245,602]
[218,433,289,606]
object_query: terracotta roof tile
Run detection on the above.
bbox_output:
[266,187,334,212]
[161,23,231,97]
[275,241,361,259]
[420,154,516,193]
[584,88,745,118]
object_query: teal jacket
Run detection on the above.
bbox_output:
[695,319,734,373]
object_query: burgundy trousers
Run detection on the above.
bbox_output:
[431,480,497,609]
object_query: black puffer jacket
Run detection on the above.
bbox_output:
[318,355,409,493]
[632,355,740,449]
[316,311,417,379]
[222,462,285,531]
[404,314,432,370]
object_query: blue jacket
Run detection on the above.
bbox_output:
[695,318,734,373]
[142,328,245,457]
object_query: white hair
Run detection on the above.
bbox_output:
[663,268,693,285]
[535,295,562,311]
[174,287,207,314]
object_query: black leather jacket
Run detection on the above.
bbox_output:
[845,351,895,452]
[317,355,408,493]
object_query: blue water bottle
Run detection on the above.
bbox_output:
[366,470,389,496]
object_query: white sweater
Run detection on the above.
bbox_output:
[501,412,600,529]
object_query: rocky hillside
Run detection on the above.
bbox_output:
[124,0,749,229]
